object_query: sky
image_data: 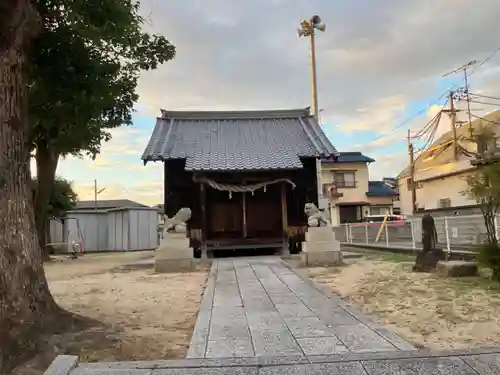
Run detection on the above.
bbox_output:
[35,0,500,206]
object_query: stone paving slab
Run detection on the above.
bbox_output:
[186,257,414,359]
[47,257,500,374]
[62,348,500,374]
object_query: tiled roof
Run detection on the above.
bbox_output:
[74,199,148,210]
[366,181,399,197]
[141,108,337,171]
[322,151,374,164]
[382,177,397,188]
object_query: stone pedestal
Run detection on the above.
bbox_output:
[436,260,478,277]
[155,232,196,273]
[412,248,445,273]
[300,227,343,267]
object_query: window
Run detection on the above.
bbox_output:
[369,206,391,216]
[334,172,356,188]
[438,198,451,208]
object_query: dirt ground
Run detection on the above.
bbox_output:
[14,252,209,375]
[307,251,500,351]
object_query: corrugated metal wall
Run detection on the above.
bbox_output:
[49,220,64,244]
[50,208,158,252]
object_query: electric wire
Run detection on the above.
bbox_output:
[468,100,500,107]
[466,112,500,127]
[469,93,500,101]
[469,46,500,77]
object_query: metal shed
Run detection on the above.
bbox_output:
[50,207,158,252]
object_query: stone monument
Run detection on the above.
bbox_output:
[413,213,445,272]
[155,207,196,273]
[300,203,343,266]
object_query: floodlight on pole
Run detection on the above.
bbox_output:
[298,15,326,207]
[297,15,325,121]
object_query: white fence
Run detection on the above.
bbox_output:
[333,214,497,252]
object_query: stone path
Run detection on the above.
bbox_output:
[187,257,415,359]
[48,256,500,374]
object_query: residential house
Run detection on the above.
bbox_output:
[141,108,337,256]
[366,181,399,215]
[397,110,500,217]
[320,152,398,225]
[381,177,401,214]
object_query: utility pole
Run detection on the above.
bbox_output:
[407,129,417,216]
[442,91,460,161]
[93,179,106,209]
[442,60,477,137]
[463,66,473,137]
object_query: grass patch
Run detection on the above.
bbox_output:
[361,250,415,263]
[307,255,500,350]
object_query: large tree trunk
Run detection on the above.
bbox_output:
[34,140,60,258]
[0,1,61,372]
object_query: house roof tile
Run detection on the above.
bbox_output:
[366,181,399,197]
[141,108,337,171]
[323,151,374,164]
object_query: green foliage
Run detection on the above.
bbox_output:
[28,0,176,157]
[465,163,500,209]
[477,243,500,282]
[31,176,77,218]
[464,128,500,280]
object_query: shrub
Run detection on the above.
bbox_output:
[477,242,500,281]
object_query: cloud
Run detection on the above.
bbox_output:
[337,95,407,134]
[46,0,500,203]
[51,124,164,206]
[369,151,410,180]
[75,179,164,206]
[137,0,500,125]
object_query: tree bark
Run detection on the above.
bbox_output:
[34,140,60,258]
[0,1,61,372]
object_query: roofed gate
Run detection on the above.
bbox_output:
[141,107,337,256]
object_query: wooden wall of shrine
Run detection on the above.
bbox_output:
[163,158,319,250]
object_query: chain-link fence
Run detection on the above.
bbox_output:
[333,214,495,252]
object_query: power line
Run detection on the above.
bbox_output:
[469,93,500,101]
[366,87,456,148]
[469,99,500,107]
[396,90,449,133]
[412,107,443,140]
[469,46,500,77]
[466,112,500,127]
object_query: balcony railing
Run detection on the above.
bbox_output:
[335,180,356,188]
[322,183,344,199]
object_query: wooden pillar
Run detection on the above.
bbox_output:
[163,162,168,216]
[280,182,289,255]
[200,183,208,260]
[242,191,248,238]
